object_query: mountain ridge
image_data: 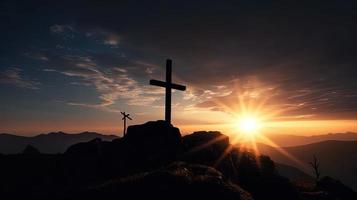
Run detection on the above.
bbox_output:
[264,132,357,147]
[0,131,118,154]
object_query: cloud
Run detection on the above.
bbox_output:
[85,29,120,46]
[24,52,49,61]
[49,24,76,39]
[0,68,40,89]
[49,24,74,34]
[103,33,120,46]
[49,24,121,48]
[44,55,164,112]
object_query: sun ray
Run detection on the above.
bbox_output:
[257,134,308,170]
[213,132,243,167]
[184,134,229,154]
[189,80,312,173]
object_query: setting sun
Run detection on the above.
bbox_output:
[238,116,260,134]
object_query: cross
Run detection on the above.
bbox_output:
[121,111,132,136]
[150,59,186,124]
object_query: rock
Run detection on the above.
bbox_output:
[317,176,357,199]
[182,131,229,152]
[68,162,254,200]
[22,145,40,154]
[124,120,182,163]
[125,120,181,144]
[181,131,229,165]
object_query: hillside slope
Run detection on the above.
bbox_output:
[256,140,357,190]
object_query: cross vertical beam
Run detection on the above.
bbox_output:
[123,118,126,136]
[165,59,172,123]
[121,112,132,136]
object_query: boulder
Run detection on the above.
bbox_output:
[124,120,182,163]
[182,131,229,151]
[125,120,181,144]
[181,131,230,165]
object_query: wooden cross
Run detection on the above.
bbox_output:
[121,111,132,136]
[150,59,186,124]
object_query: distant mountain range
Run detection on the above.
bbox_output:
[2,131,355,155]
[255,140,357,190]
[0,132,118,154]
[264,132,357,147]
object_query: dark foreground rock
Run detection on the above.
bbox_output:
[317,176,357,200]
[67,162,254,200]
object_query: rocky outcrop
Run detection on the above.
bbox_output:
[124,120,182,162]
[68,162,254,200]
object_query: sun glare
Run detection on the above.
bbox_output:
[238,116,260,134]
[202,85,309,170]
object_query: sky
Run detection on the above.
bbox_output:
[1,0,357,136]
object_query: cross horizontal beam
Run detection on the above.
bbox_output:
[122,116,132,120]
[150,79,186,91]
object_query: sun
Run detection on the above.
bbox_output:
[234,115,262,138]
[239,116,260,133]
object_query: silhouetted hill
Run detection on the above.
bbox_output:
[0,121,355,200]
[22,145,41,155]
[275,163,313,181]
[256,140,357,190]
[265,132,357,147]
[0,131,117,154]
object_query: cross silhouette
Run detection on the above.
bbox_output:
[150,59,186,124]
[121,112,132,136]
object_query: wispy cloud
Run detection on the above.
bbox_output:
[0,68,41,89]
[49,24,121,47]
[103,33,120,46]
[85,29,120,47]
[49,24,76,39]
[24,52,49,61]
[44,55,163,112]
[49,24,74,34]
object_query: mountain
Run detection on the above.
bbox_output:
[255,140,357,190]
[264,132,357,147]
[0,131,118,154]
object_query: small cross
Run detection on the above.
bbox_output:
[150,59,186,124]
[121,112,132,136]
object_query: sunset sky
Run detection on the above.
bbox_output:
[1,1,357,136]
